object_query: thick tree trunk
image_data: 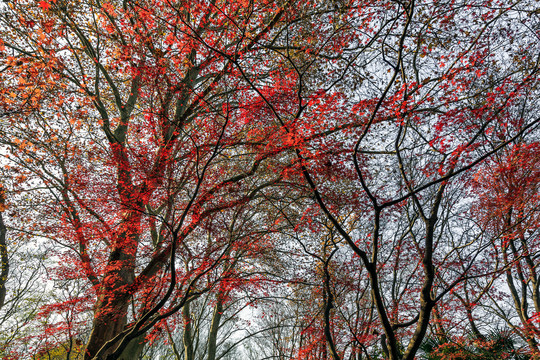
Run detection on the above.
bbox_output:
[117,334,146,360]
[85,312,146,360]
[84,250,136,359]
[83,199,146,360]
[85,303,128,359]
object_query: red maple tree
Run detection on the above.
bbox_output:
[0,0,539,359]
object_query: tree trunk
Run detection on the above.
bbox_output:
[84,250,136,359]
[183,301,194,360]
[207,293,224,360]
[117,334,146,360]
[0,212,7,310]
[85,302,128,359]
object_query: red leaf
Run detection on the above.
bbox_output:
[38,1,51,10]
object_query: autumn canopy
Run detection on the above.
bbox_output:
[0,0,538,359]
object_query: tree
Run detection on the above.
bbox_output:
[471,143,540,358]
[0,0,295,358]
[224,0,540,358]
[0,0,539,359]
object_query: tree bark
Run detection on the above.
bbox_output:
[207,293,224,360]
[0,212,7,310]
[183,301,194,360]
[84,239,137,359]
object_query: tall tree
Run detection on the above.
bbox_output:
[472,143,540,357]
[0,0,295,358]
[224,0,540,358]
